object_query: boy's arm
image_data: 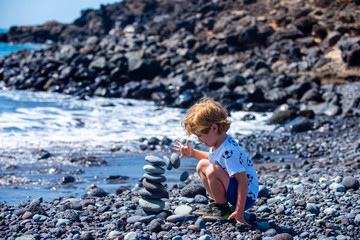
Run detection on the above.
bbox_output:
[191,148,209,160]
[228,171,250,226]
[175,140,209,160]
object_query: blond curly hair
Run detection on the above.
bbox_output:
[181,97,231,136]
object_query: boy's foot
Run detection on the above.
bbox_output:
[201,203,233,221]
[194,200,215,216]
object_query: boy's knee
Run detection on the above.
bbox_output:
[196,159,209,173]
[205,163,219,177]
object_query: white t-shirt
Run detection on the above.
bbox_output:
[208,135,259,200]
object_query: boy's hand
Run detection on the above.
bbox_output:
[228,211,251,226]
[174,140,192,159]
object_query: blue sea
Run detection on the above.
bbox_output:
[0,38,275,205]
[0,29,48,58]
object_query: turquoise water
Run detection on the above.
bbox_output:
[0,29,48,58]
[0,42,48,58]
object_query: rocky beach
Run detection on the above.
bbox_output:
[1,0,360,239]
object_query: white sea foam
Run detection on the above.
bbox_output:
[0,90,274,151]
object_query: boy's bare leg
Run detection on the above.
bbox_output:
[206,163,230,204]
[196,159,213,198]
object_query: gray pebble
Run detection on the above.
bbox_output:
[143,164,165,174]
[172,236,183,240]
[195,217,206,229]
[306,203,319,215]
[14,236,36,240]
[180,171,189,181]
[142,178,164,193]
[194,194,208,204]
[56,219,70,227]
[258,185,269,198]
[342,176,359,190]
[163,156,172,170]
[137,188,169,199]
[329,182,346,192]
[124,232,141,240]
[109,231,123,238]
[199,235,211,240]
[148,218,163,233]
[139,198,165,213]
[271,233,294,240]
[171,153,181,169]
[127,215,142,224]
[145,155,166,167]
[257,221,270,231]
[139,215,157,223]
[143,173,166,183]
[324,207,337,217]
[264,228,277,237]
[88,187,107,197]
[174,205,192,215]
[166,214,186,223]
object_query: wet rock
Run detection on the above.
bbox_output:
[116,185,129,195]
[28,197,47,216]
[338,37,360,66]
[143,173,166,183]
[148,218,163,233]
[145,155,166,166]
[138,198,165,213]
[88,188,107,197]
[341,176,359,190]
[163,156,172,171]
[269,107,297,124]
[170,153,181,169]
[143,164,165,174]
[137,188,169,200]
[174,205,192,215]
[61,175,75,184]
[285,117,312,133]
[142,178,164,193]
[329,182,346,192]
[181,184,207,198]
[180,171,189,181]
[271,233,293,240]
[258,185,269,198]
[166,214,186,223]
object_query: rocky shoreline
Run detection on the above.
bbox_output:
[0,113,359,240]
[1,0,360,117]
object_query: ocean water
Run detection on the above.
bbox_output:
[0,29,48,58]
[0,90,274,205]
[0,42,48,58]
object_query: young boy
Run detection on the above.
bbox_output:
[174,98,258,225]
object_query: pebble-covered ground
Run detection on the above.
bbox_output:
[0,112,359,240]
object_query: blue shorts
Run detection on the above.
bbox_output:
[225,177,256,210]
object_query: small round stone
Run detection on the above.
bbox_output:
[163,156,172,170]
[139,198,165,213]
[180,171,189,181]
[171,153,181,169]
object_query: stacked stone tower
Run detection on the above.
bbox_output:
[139,153,180,213]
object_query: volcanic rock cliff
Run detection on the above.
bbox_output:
[1,0,360,118]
